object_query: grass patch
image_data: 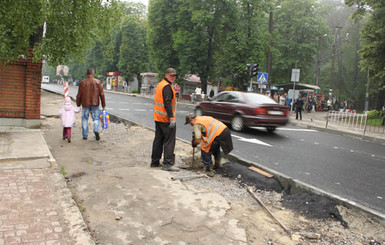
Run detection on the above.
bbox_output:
[60,166,67,176]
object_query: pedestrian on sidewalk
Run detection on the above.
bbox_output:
[150,68,179,171]
[185,114,233,177]
[295,94,304,120]
[76,68,106,141]
[174,83,180,101]
[58,97,80,143]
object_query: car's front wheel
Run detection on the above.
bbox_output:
[231,115,244,132]
[266,126,276,133]
[194,107,203,116]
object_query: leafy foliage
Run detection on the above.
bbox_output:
[0,0,117,65]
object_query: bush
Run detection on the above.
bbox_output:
[131,89,138,93]
[367,110,385,119]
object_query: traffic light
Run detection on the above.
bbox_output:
[247,63,259,77]
[247,64,252,76]
[251,63,259,77]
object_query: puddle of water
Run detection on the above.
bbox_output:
[82,157,110,166]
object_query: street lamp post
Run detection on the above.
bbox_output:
[267,6,281,89]
[315,34,327,87]
[329,27,342,94]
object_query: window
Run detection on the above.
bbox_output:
[215,93,228,102]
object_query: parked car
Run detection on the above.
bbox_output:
[194,91,289,132]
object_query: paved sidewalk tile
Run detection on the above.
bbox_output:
[0,168,70,245]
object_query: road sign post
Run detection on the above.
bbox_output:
[291,69,300,112]
[257,72,268,94]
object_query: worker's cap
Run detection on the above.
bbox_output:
[184,113,195,125]
[165,68,177,75]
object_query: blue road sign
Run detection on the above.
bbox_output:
[257,72,268,84]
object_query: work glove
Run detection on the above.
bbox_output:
[191,140,198,148]
[169,118,176,128]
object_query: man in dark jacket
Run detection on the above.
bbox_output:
[295,94,304,120]
[76,68,106,141]
[151,68,178,171]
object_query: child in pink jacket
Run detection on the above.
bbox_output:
[58,97,80,143]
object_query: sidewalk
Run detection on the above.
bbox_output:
[0,128,94,244]
[287,111,385,143]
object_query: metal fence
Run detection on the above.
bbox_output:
[326,111,385,135]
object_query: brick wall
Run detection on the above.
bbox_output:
[0,49,42,120]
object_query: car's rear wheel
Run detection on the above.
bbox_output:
[195,107,203,116]
[266,126,276,133]
[231,115,244,132]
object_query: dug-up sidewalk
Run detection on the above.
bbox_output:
[0,90,248,245]
[0,127,94,244]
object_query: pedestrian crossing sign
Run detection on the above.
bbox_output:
[257,72,268,84]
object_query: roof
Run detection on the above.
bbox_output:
[183,74,201,83]
[275,83,320,90]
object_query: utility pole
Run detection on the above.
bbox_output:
[267,6,281,89]
[329,27,342,95]
[315,34,327,87]
[365,70,369,111]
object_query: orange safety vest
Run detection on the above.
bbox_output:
[153,79,176,122]
[194,116,227,153]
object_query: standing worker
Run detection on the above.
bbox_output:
[150,68,179,171]
[185,114,233,177]
[76,68,106,141]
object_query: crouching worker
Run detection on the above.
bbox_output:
[185,114,233,177]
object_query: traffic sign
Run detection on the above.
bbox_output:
[257,72,268,84]
[291,69,300,82]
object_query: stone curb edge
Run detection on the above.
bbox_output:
[38,104,96,245]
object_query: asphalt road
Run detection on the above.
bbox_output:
[43,84,385,215]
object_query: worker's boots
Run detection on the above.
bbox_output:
[205,165,215,177]
[213,158,222,170]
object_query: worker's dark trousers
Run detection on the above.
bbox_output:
[151,121,176,166]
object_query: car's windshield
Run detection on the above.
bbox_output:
[244,93,277,104]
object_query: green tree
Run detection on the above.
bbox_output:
[0,0,117,65]
[147,0,179,76]
[118,12,148,90]
[213,0,268,90]
[345,0,385,109]
[273,0,330,84]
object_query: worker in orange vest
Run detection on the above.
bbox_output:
[185,114,233,176]
[151,68,179,171]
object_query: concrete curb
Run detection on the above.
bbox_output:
[39,128,96,244]
[43,88,385,226]
[226,153,385,227]
[107,110,385,227]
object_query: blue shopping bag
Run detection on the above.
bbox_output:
[100,109,110,130]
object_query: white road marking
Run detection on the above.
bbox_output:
[335,182,341,185]
[305,172,310,175]
[133,103,142,105]
[118,108,131,111]
[276,128,317,132]
[105,108,114,110]
[350,150,354,153]
[179,111,188,113]
[274,162,279,165]
[134,109,146,112]
[232,135,272,147]
[314,142,319,145]
[119,101,129,104]
[334,146,339,149]
[300,139,304,142]
[377,196,383,200]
